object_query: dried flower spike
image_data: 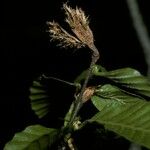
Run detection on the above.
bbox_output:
[47,4,95,49]
[63,4,94,48]
[47,21,84,48]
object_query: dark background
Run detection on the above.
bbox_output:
[1,0,150,149]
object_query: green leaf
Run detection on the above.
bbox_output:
[92,84,145,111]
[90,98,150,149]
[30,80,50,118]
[93,67,150,98]
[4,125,59,150]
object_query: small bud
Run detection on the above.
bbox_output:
[82,86,95,103]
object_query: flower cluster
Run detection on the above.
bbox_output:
[47,4,94,49]
[47,21,84,48]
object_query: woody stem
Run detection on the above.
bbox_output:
[68,44,99,126]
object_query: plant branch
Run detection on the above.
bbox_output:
[41,74,81,88]
[68,44,99,126]
[47,3,100,127]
